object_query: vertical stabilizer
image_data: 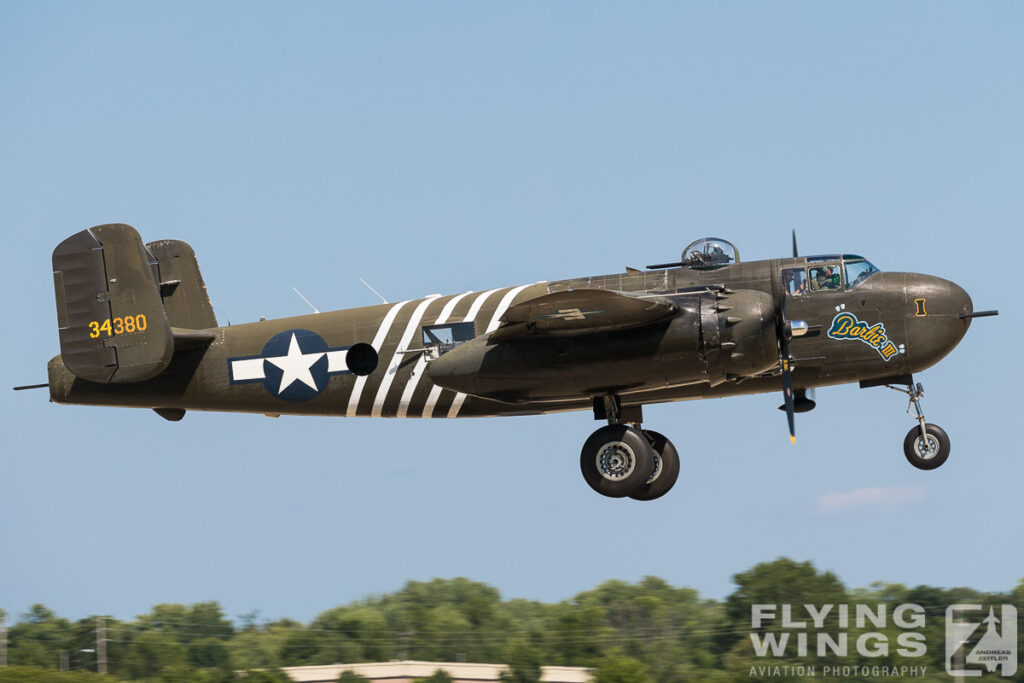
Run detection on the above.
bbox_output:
[52,224,174,383]
[146,239,218,330]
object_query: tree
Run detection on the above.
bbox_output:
[135,602,233,644]
[278,625,319,666]
[376,578,507,662]
[414,670,454,683]
[499,642,542,683]
[121,630,188,680]
[231,619,304,671]
[593,654,652,683]
[8,605,72,668]
[24,606,58,624]
[186,636,232,670]
[238,610,262,633]
[137,604,190,640]
[185,602,234,641]
[718,557,848,653]
[337,671,370,682]
[0,666,130,682]
[312,605,394,663]
[238,670,292,683]
[546,603,610,666]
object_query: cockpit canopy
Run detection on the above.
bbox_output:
[681,238,739,270]
[782,254,881,295]
[842,255,880,289]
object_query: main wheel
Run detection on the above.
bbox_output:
[903,423,950,470]
[629,431,680,501]
[580,425,655,498]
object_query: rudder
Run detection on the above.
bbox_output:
[52,224,174,383]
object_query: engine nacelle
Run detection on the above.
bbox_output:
[428,289,779,403]
[696,289,780,385]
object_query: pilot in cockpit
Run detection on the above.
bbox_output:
[815,266,840,290]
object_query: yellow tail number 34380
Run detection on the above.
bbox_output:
[88,314,148,338]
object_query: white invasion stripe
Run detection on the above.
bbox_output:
[448,283,534,418]
[463,286,503,322]
[325,350,348,373]
[345,300,411,417]
[446,395,468,419]
[434,290,474,325]
[396,291,474,418]
[421,287,503,418]
[421,385,448,419]
[371,295,441,417]
[231,358,266,382]
[485,283,534,333]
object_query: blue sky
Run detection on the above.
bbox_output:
[1,2,1021,624]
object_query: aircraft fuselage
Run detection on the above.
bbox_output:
[47,257,974,419]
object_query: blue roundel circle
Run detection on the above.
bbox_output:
[260,329,331,402]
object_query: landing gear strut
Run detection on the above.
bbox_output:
[580,397,681,499]
[886,380,951,470]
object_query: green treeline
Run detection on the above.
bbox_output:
[3,558,1022,683]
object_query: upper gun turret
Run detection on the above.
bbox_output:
[647,237,740,270]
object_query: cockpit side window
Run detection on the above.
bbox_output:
[782,268,808,296]
[844,258,880,290]
[807,264,843,292]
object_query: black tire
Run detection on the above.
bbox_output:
[580,425,655,498]
[629,431,681,501]
[903,423,950,470]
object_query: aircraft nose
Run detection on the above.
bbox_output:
[952,280,973,318]
[903,274,973,371]
[907,275,972,318]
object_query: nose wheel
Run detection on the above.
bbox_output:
[903,423,950,470]
[887,380,951,470]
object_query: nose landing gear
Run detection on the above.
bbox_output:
[580,397,681,500]
[886,380,951,470]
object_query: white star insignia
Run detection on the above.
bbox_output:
[265,333,324,394]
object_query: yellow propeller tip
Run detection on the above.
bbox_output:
[790,435,796,444]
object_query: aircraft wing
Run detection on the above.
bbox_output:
[489,289,677,342]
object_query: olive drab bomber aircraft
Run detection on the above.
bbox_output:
[22,224,998,500]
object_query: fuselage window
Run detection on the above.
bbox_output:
[421,321,476,355]
[782,268,808,296]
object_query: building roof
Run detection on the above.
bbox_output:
[278,660,592,683]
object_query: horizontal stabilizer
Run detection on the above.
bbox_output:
[171,327,217,350]
[52,224,174,383]
[490,289,677,342]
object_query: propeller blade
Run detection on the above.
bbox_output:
[792,230,799,258]
[781,349,796,443]
[778,289,796,442]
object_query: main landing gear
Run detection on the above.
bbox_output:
[885,379,951,470]
[580,397,680,500]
